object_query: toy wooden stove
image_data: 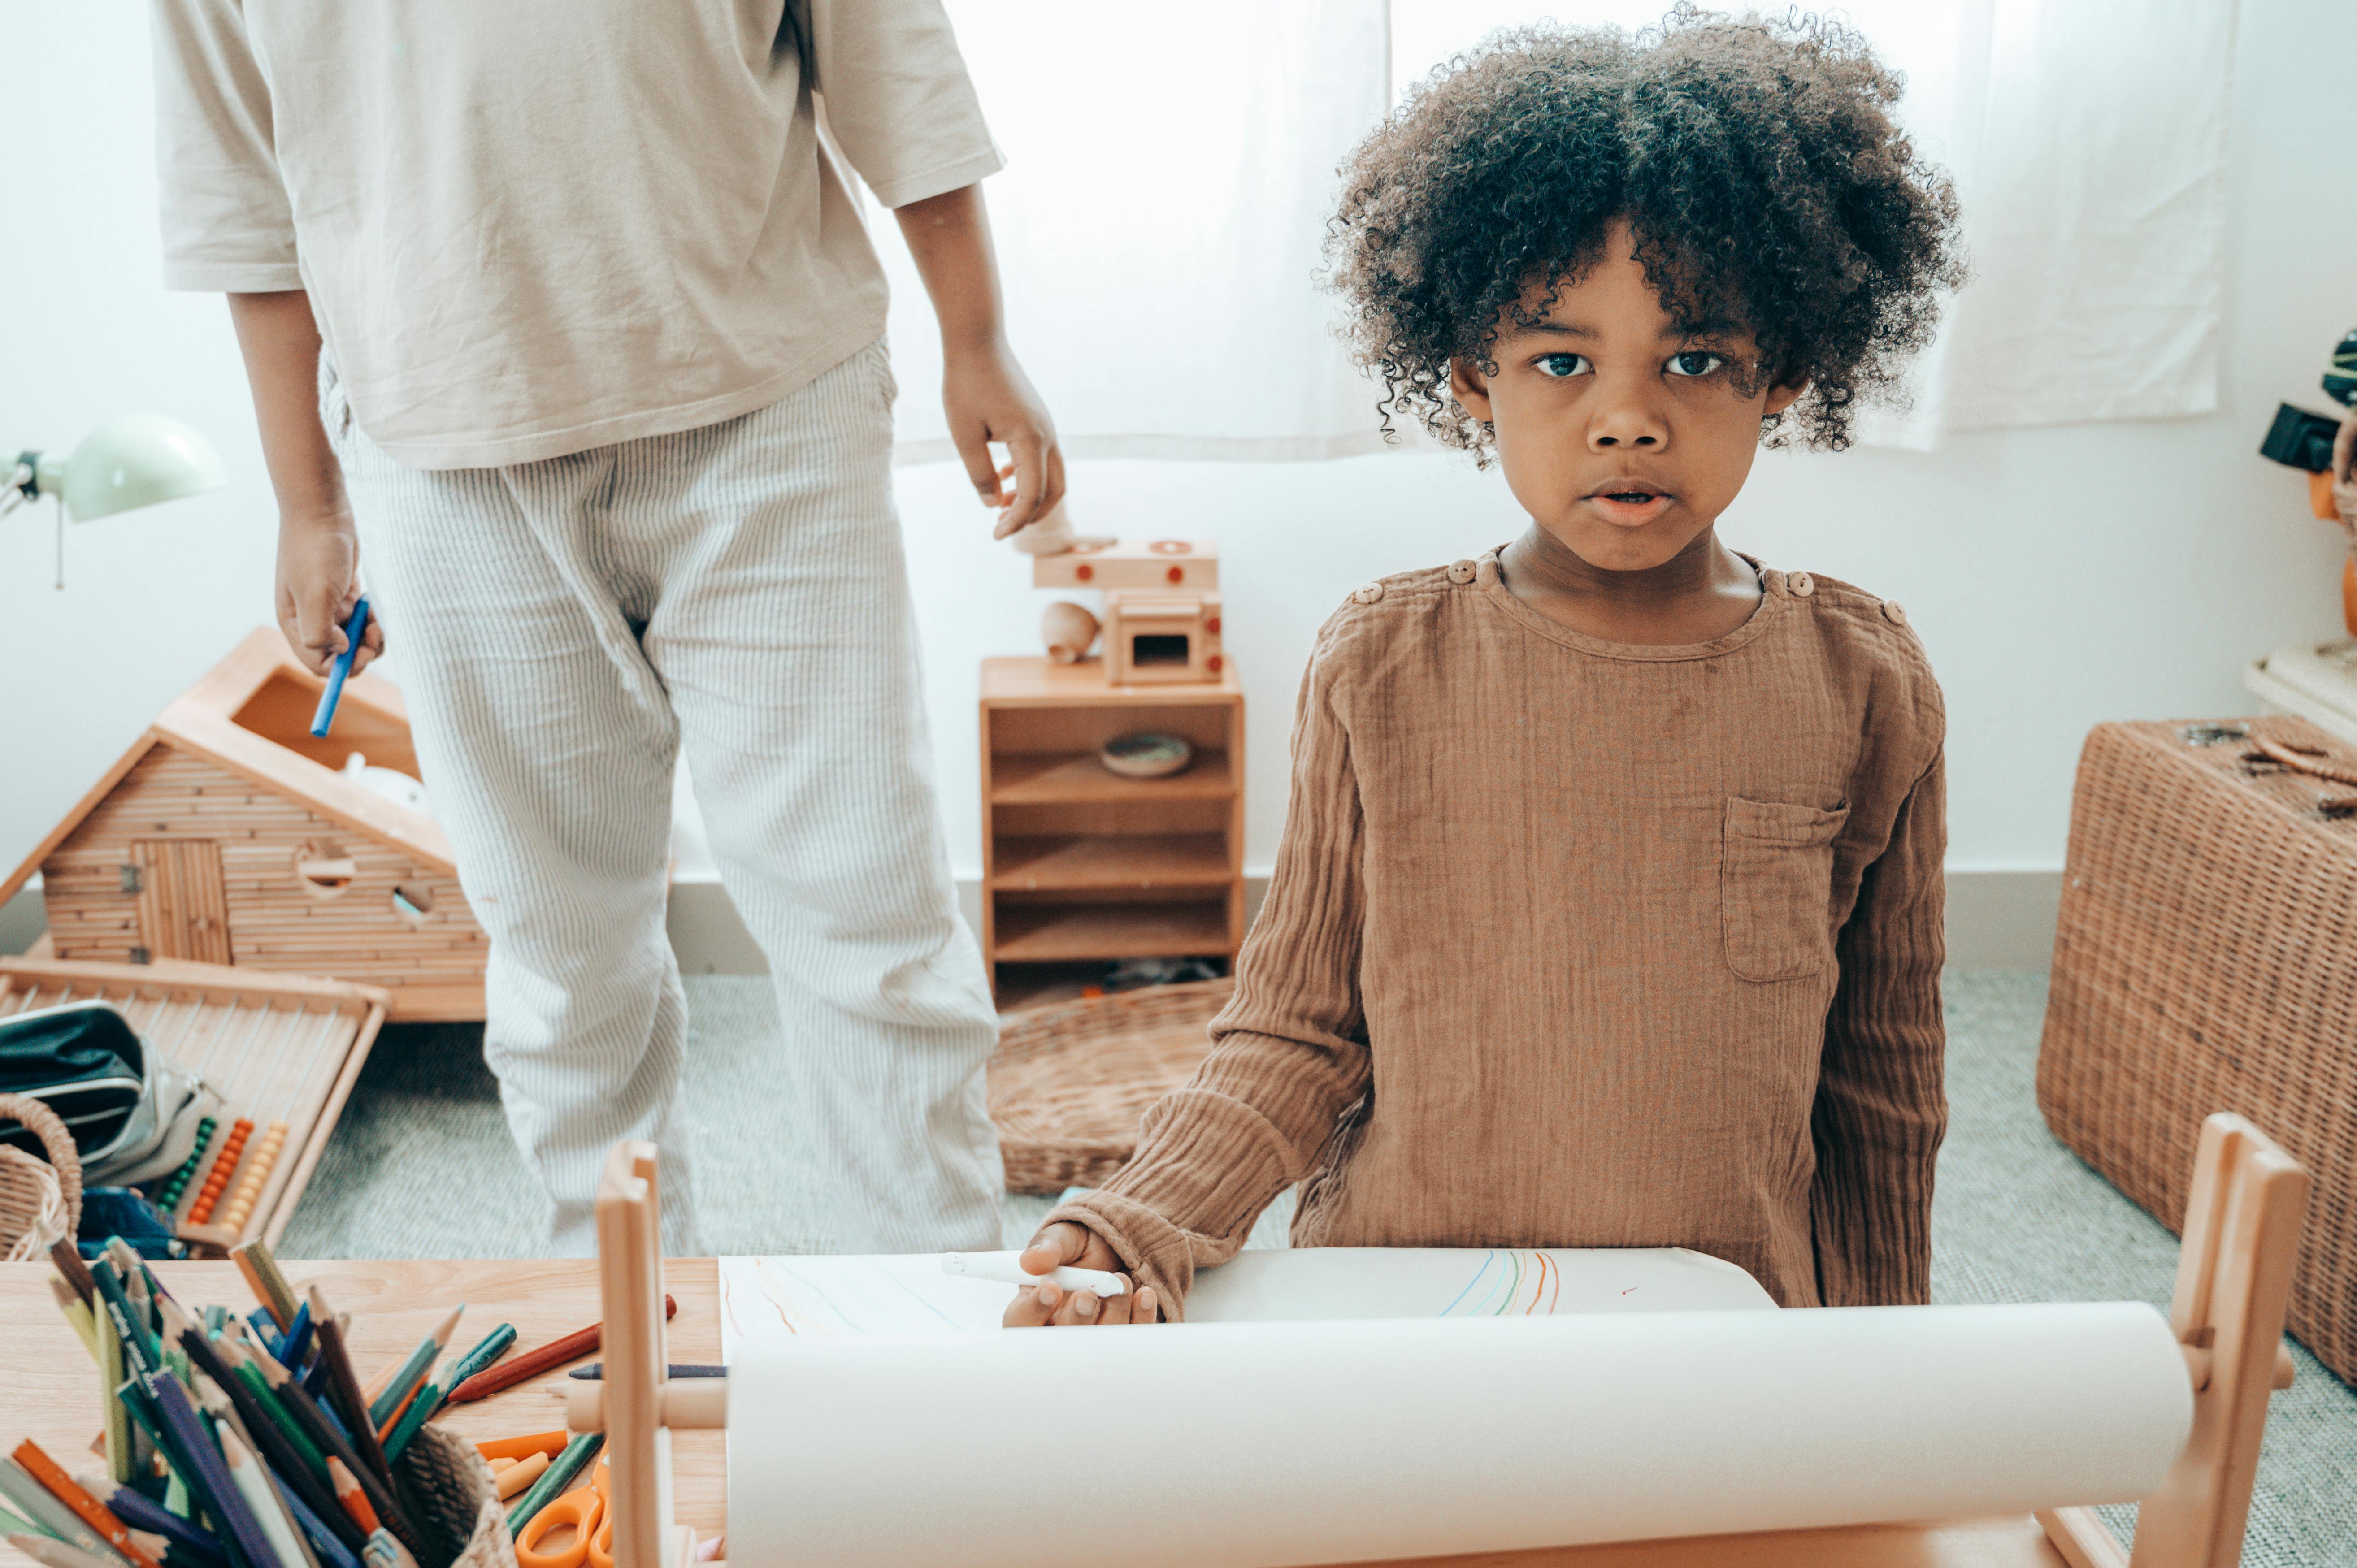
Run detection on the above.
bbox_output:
[1034,539,1222,684]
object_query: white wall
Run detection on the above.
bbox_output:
[4,0,2349,897]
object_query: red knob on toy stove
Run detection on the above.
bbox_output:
[1206,616,1221,634]
[1167,566,1184,584]
[1076,563,1093,581]
[1207,654,1224,673]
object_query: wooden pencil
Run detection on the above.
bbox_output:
[8,1532,117,1568]
[304,1286,395,1492]
[446,1295,676,1403]
[325,1459,377,1537]
[9,1438,163,1568]
[365,1305,462,1428]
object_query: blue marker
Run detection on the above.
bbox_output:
[310,594,370,738]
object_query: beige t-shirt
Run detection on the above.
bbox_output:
[151,0,1003,468]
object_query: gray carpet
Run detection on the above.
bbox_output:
[279,971,2356,1563]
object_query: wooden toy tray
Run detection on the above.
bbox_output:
[0,956,387,1255]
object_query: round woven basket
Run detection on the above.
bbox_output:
[0,1092,82,1263]
[990,978,1233,1195]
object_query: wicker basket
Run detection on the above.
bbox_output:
[2038,716,2357,1384]
[990,979,1232,1195]
[0,1091,82,1262]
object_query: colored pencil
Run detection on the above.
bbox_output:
[94,1295,134,1486]
[278,1305,314,1378]
[74,1474,225,1568]
[358,1529,416,1568]
[447,1295,676,1404]
[323,1461,374,1538]
[504,1432,603,1535]
[220,1427,304,1568]
[232,1243,302,1335]
[0,1460,122,1568]
[365,1307,461,1429]
[88,1261,160,1372]
[378,1365,448,1466]
[268,1465,361,1568]
[173,1330,360,1557]
[444,1324,515,1390]
[236,1338,423,1562]
[303,1288,393,1494]
[48,1277,99,1362]
[9,1532,118,1568]
[145,1373,284,1568]
[10,1440,161,1568]
[49,1238,95,1305]
[207,1337,331,1486]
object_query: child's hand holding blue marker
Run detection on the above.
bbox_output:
[310,594,374,737]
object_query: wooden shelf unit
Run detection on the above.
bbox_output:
[980,656,1244,990]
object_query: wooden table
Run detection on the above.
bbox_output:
[0,1260,2073,1568]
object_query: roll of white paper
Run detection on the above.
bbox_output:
[726,1302,2189,1568]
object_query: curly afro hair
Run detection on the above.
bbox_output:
[1326,5,1965,455]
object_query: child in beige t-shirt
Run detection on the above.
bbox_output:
[1011,11,1966,1324]
[152,0,1060,1253]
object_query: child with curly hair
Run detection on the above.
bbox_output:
[1010,7,1966,1325]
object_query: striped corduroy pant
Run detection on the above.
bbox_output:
[322,340,1005,1257]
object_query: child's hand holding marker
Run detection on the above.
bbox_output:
[991,1223,1160,1327]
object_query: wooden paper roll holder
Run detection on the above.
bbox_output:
[574,1113,2308,1568]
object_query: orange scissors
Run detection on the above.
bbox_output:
[516,1457,614,1568]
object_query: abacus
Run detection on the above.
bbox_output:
[0,956,388,1254]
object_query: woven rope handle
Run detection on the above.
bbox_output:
[2252,735,2357,789]
[0,1091,82,1257]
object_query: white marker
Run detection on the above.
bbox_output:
[942,1251,1130,1297]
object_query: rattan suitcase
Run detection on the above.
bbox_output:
[2038,715,2357,1384]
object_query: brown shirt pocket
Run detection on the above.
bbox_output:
[1720,796,1851,982]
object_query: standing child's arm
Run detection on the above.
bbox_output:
[894,186,1065,537]
[1012,626,1376,1324]
[802,0,1063,536]
[1811,749,1949,1307]
[227,291,381,680]
[152,0,380,679]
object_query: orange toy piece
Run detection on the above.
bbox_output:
[184,1118,254,1224]
[496,1451,552,1501]
[477,1430,572,1464]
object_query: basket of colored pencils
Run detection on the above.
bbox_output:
[0,1092,81,1263]
[19,1237,523,1568]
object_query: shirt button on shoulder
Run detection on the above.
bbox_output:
[1353,580,1386,605]
[1881,599,1908,625]
[1445,560,1476,585]
[1787,571,1815,598]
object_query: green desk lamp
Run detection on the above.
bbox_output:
[6,412,227,585]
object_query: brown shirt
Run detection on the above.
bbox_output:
[1050,552,1948,1317]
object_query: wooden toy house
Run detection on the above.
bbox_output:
[2,629,486,1021]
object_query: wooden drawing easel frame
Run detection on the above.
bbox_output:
[579,1113,2308,1568]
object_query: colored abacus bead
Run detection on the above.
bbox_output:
[221,1122,290,1230]
[187,1119,255,1224]
[159,1117,219,1209]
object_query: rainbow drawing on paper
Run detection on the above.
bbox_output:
[1437,1250,1566,1316]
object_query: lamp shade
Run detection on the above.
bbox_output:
[33,413,226,521]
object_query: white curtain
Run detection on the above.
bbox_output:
[867,0,1393,463]
[863,0,2237,462]
[1867,0,2239,445]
